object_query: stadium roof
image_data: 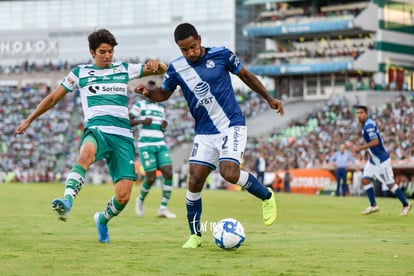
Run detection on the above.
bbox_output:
[244,0,301,5]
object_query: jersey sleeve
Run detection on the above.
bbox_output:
[365,124,379,142]
[127,63,144,80]
[161,65,179,92]
[223,48,243,75]
[60,68,79,92]
[130,102,142,118]
[161,105,166,120]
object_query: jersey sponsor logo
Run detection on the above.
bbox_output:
[113,75,126,81]
[196,96,214,108]
[368,132,377,139]
[229,54,240,67]
[88,85,126,94]
[206,59,215,69]
[88,70,95,76]
[88,86,99,94]
[233,126,241,151]
[194,81,214,108]
[101,86,126,92]
[87,77,97,83]
[194,81,210,97]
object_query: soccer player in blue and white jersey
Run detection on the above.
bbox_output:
[134,23,284,248]
[351,105,411,216]
[14,29,167,243]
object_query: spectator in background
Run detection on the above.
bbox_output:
[255,152,267,184]
[351,167,363,196]
[178,159,189,188]
[329,143,355,197]
[283,165,292,193]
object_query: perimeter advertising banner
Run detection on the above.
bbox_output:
[273,169,336,194]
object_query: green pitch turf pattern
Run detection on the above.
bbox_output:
[0,183,413,275]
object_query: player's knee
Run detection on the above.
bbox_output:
[146,175,156,185]
[163,171,173,180]
[220,167,240,184]
[361,178,371,185]
[115,193,130,205]
[114,180,133,205]
[187,179,204,192]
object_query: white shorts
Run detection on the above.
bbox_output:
[189,126,247,170]
[363,158,395,185]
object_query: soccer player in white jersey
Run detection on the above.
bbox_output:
[14,29,167,243]
[351,105,411,216]
[134,23,284,248]
[130,80,176,219]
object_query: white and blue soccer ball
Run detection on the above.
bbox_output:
[213,218,245,250]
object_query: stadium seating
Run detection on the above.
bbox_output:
[1,82,269,183]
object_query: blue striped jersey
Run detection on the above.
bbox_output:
[361,118,390,164]
[162,47,246,134]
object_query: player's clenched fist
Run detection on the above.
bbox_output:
[134,84,148,95]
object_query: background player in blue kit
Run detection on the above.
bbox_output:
[351,105,412,216]
[134,23,284,248]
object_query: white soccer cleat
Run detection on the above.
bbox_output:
[399,203,412,216]
[135,197,144,217]
[157,207,177,219]
[361,205,380,215]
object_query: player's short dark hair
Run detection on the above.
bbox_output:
[356,105,368,113]
[88,29,118,51]
[174,23,198,43]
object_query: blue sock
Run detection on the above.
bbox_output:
[186,195,202,236]
[242,173,271,200]
[390,184,408,206]
[364,184,377,206]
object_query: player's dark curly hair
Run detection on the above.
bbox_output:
[356,105,368,113]
[174,23,198,43]
[88,29,118,51]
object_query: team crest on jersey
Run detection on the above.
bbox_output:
[64,76,74,85]
[206,60,215,69]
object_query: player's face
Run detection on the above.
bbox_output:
[177,35,204,63]
[90,43,114,68]
[356,108,368,124]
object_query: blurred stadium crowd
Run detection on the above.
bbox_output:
[0,82,267,183]
[1,82,414,198]
[243,93,414,172]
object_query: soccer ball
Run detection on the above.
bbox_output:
[213,218,245,250]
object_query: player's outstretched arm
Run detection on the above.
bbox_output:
[237,66,284,116]
[13,86,67,136]
[133,84,173,103]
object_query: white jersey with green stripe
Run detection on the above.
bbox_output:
[130,100,167,147]
[61,62,144,139]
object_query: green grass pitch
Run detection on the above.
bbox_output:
[0,183,413,275]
